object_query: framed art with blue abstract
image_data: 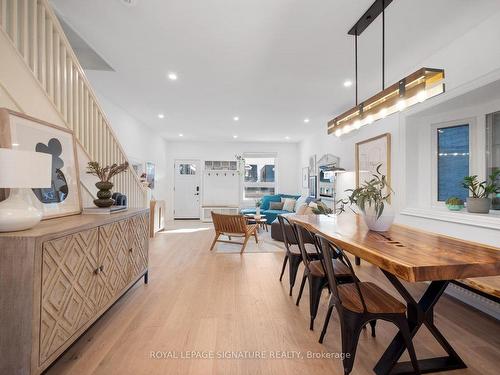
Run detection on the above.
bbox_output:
[0,109,82,219]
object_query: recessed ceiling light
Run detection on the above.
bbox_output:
[168,72,178,81]
[285,136,290,140]
[233,135,238,139]
[233,116,239,121]
[304,118,310,123]
[157,113,165,119]
[178,133,184,137]
[343,80,353,87]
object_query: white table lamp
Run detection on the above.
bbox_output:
[0,148,52,232]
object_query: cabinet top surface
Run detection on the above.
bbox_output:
[0,208,149,239]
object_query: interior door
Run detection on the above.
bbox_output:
[174,160,201,219]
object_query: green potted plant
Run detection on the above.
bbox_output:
[337,164,394,232]
[445,197,464,211]
[462,169,500,214]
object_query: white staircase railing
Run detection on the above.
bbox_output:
[0,0,148,207]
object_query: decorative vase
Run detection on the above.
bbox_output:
[94,181,114,208]
[466,197,491,214]
[446,204,464,211]
[492,195,500,210]
[361,205,395,232]
[256,206,261,217]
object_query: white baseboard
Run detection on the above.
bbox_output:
[446,283,500,320]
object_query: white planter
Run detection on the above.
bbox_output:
[256,207,261,217]
[361,205,394,232]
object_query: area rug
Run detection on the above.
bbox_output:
[214,230,284,254]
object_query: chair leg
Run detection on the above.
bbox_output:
[319,303,334,343]
[240,235,251,253]
[296,270,307,302]
[279,254,288,281]
[308,276,325,330]
[254,230,258,243]
[395,316,421,375]
[369,320,377,337]
[288,256,302,296]
[340,315,363,375]
[209,233,220,251]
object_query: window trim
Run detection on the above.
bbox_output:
[431,118,475,207]
[242,152,278,201]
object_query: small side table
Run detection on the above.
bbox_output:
[244,214,268,232]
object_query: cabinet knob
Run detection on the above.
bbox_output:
[129,248,133,253]
[94,265,104,274]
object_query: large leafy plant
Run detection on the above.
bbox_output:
[462,169,500,198]
[337,164,392,219]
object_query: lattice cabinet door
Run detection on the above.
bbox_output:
[40,228,99,364]
[97,219,131,309]
[128,213,149,280]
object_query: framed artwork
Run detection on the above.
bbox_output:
[308,154,317,176]
[302,167,309,188]
[0,108,82,219]
[146,161,155,189]
[355,133,391,189]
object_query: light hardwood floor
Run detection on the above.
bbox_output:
[46,221,500,375]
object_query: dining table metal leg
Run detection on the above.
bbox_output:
[374,271,467,375]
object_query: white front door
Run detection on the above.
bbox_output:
[174,160,201,219]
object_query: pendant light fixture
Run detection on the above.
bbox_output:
[328,0,445,136]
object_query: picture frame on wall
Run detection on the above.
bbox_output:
[302,167,309,188]
[0,108,82,219]
[355,133,391,189]
[146,161,156,189]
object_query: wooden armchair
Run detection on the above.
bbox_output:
[210,212,258,253]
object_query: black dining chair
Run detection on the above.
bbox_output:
[316,233,421,375]
[293,222,352,330]
[277,215,318,296]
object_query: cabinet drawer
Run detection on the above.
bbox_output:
[40,228,99,364]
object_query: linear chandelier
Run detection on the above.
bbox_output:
[328,0,445,137]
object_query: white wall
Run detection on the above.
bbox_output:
[89,92,169,203]
[298,10,500,247]
[164,140,300,220]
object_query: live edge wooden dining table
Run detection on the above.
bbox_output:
[287,213,500,375]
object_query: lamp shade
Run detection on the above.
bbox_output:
[0,148,52,188]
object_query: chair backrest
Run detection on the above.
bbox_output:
[211,212,246,234]
[316,233,368,312]
[293,221,321,270]
[277,215,300,257]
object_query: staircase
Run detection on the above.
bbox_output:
[0,0,147,207]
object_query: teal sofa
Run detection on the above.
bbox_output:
[240,194,300,223]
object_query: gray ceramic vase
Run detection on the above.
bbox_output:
[466,197,491,214]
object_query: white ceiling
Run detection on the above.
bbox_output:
[51,0,500,142]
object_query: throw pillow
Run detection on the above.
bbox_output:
[269,201,284,210]
[296,204,308,215]
[295,195,307,211]
[282,198,297,212]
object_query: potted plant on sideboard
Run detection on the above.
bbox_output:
[462,169,500,214]
[337,164,394,232]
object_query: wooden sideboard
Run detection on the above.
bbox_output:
[0,208,149,375]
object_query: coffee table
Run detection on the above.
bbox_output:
[244,214,268,232]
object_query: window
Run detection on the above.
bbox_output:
[486,111,500,185]
[436,124,470,202]
[179,163,197,175]
[243,154,276,199]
